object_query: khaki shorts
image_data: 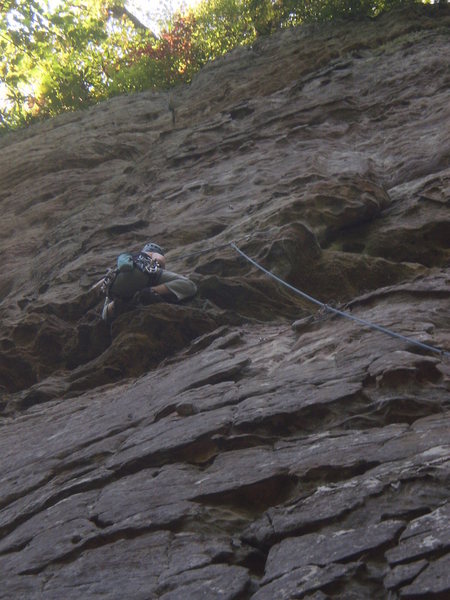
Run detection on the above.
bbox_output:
[110,268,196,301]
[159,270,197,301]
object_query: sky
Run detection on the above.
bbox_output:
[126,0,195,30]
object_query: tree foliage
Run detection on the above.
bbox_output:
[0,0,148,127]
[108,10,199,95]
[0,0,431,132]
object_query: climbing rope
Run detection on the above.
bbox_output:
[230,243,450,359]
[165,235,449,358]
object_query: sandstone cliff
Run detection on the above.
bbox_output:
[0,5,449,599]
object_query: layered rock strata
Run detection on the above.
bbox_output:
[0,6,449,599]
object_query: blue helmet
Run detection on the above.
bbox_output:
[142,242,164,255]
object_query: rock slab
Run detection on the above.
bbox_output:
[0,6,449,600]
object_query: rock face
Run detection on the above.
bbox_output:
[0,6,449,599]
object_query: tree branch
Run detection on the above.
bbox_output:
[110,4,157,37]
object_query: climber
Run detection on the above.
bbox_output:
[99,242,197,321]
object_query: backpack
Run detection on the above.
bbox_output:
[101,252,162,300]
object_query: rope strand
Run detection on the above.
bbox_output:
[230,242,450,358]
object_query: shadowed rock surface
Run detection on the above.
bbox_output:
[0,6,449,599]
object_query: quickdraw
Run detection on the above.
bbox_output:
[133,253,161,277]
[99,268,118,295]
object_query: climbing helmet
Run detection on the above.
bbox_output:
[142,242,164,255]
